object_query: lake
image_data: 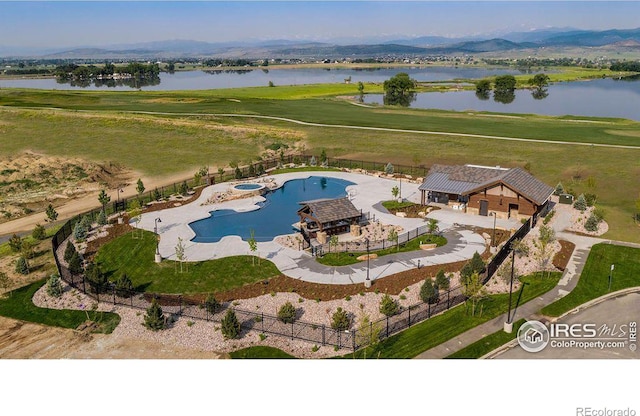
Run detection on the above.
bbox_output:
[363,77,640,121]
[0,66,521,91]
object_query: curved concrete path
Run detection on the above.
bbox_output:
[138,171,487,284]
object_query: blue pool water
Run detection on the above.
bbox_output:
[234,183,262,190]
[189,176,356,242]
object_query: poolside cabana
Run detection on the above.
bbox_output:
[297,197,362,242]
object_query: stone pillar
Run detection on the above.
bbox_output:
[350,224,361,237]
[316,231,327,244]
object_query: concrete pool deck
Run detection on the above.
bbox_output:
[138,171,518,285]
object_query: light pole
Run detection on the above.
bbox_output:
[154,218,162,263]
[116,188,125,223]
[364,237,371,288]
[504,242,517,333]
[609,264,615,291]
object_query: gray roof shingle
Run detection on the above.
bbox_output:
[419,164,553,206]
[298,197,361,224]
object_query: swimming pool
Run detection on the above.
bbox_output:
[233,183,263,191]
[189,176,356,242]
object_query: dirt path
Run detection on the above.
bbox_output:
[0,316,227,359]
[0,170,194,237]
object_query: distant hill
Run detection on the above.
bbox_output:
[542,28,640,46]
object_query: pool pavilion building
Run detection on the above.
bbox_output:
[297,197,364,243]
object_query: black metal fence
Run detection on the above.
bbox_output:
[311,224,437,256]
[49,154,537,351]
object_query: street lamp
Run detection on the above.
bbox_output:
[364,237,371,288]
[609,264,615,291]
[154,218,162,263]
[116,188,124,205]
[504,241,518,333]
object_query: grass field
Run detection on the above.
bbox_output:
[95,230,281,294]
[445,318,526,359]
[0,279,120,333]
[337,273,560,359]
[1,87,639,242]
[541,244,640,317]
[316,234,446,266]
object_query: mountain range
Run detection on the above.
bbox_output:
[2,27,640,59]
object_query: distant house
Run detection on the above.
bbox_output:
[418,164,553,220]
[297,197,362,241]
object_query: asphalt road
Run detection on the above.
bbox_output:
[494,292,640,359]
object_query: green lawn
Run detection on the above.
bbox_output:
[0,279,120,333]
[381,200,417,210]
[541,244,640,317]
[445,319,526,359]
[337,273,560,359]
[95,230,281,294]
[316,234,447,266]
[0,224,62,259]
[229,346,296,359]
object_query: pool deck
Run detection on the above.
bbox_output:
[139,171,518,285]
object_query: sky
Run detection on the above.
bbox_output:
[1,1,640,49]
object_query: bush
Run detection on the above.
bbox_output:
[115,273,133,297]
[379,294,399,317]
[143,298,166,331]
[85,262,109,294]
[435,269,450,291]
[574,194,587,212]
[554,182,564,195]
[542,209,556,225]
[384,162,394,174]
[460,262,474,286]
[204,294,220,315]
[584,214,601,232]
[15,257,29,275]
[331,307,350,331]
[309,156,317,167]
[277,301,297,324]
[221,309,241,339]
[179,181,189,196]
[46,273,63,298]
[419,279,439,304]
[470,252,486,274]
[234,167,243,180]
[73,221,88,242]
[584,193,597,207]
[32,224,47,240]
[64,242,77,263]
[592,207,605,221]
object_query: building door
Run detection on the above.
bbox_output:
[509,203,519,219]
[479,200,489,216]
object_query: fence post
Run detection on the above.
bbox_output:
[447,290,450,309]
[206,305,209,322]
[96,288,99,303]
[262,313,264,333]
[352,329,356,352]
[386,316,389,338]
[369,321,373,345]
[112,286,116,305]
[322,325,326,346]
[82,275,86,294]
[408,307,411,327]
[428,302,431,318]
[291,322,294,340]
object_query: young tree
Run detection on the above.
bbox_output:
[46,273,63,298]
[0,272,12,297]
[221,309,241,339]
[153,188,161,201]
[32,224,47,240]
[20,239,34,261]
[218,167,225,181]
[427,218,439,235]
[497,256,519,285]
[320,149,327,165]
[387,227,399,251]
[534,224,556,276]
[85,262,108,294]
[355,312,382,350]
[98,189,110,214]
[73,221,88,242]
[67,251,83,275]
[64,241,77,263]
[143,298,166,331]
[96,209,107,226]
[391,185,400,200]
[554,182,565,195]
[8,234,22,252]
[357,81,365,94]
[574,194,587,212]
[469,251,486,275]
[379,294,399,317]
[309,155,317,167]
[385,162,394,175]
[584,214,601,232]
[136,178,145,196]
[248,163,256,177]
[234,167,243,180]
[247,230,258,265]
[115,273,133,297]
[45,204,58,223]
[331,307,350,331]
[435,269,450,291]
[475,78,492,96]
[463,271,488,316]
[528,73,550,89]
[15,257,29,275]
[127,199,142,238]
[460,262,474,287]
[179,181,189,196]
[277,301,297,324]
[204,294,220,315]
[420,278,439,304]
[175,237,186,273]
[329,234,339,252]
